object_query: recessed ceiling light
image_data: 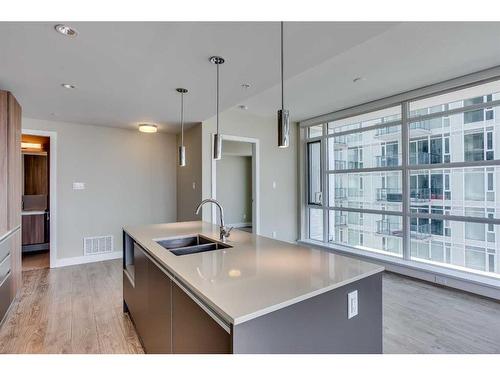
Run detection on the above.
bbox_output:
[241,83,251,89]
[238,105,248,110]
[353,77,365,83]
[61,83,76,89]
[138,124,158,133]
[55,24,78,37]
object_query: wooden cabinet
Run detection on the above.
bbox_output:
[22,214,46,245]
[123,237,230,354]
[172,283,231,354]
[0,90,22,310]
[0,92,8,235]
[124,243,172,354]
[145,254,172,353]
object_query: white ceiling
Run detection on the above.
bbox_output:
[1,22,500,132]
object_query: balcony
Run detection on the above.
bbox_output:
[376,219,402,236]
[464,149,486,162]
[410,223,431,240]
[347,161,363,169]
[347,188,364,198]
[332,135,348,149]
[334,188,347,200]
[409,120,431,137]
[376,220,431,240]
[374,120,431,141]
[376,155,399,167]
[430,188,444,200]
[334,215,347,227]
[409,152,442,165]
[375,125,400,141]
[334,160,346,170]
[410,187,430,201]
[376,188,402,202]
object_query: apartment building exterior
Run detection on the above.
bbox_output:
[305,79,500,278]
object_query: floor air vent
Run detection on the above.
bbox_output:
[84,235,114,255]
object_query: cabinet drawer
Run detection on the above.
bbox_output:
[0,271,12,322]
[0,254,10,283]
[0,235,10,264]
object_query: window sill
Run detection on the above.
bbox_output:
[298,239,500,299]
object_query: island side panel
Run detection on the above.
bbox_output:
[232,272,383,354]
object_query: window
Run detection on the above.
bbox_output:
[307,141,322,205]
[464,132,485,161]
[303,78,500,279]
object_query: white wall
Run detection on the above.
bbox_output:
[23,118,177,262]
[216,155,252,225]
[202,109,298,242]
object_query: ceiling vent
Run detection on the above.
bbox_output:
[84,235,113,256]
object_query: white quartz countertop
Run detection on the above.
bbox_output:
[123,221,384,325]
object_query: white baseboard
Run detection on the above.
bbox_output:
[52,251,122,268]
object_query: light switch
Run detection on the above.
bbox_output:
[272,181,276,189]
[73,182,85,190]
[348,290,358,319]
[192,182,196,190]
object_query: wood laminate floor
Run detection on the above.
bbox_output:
[0,260,143,354]
[0,261,499,354]
[22,251,50,271]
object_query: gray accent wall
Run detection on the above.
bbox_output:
[201,109,298,242]
[176,124,202,221]
[22,117,177,261]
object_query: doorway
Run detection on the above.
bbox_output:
[211,135,259,234]
[20,132,52,270]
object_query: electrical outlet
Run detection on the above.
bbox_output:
[272,231,277,238]
[348,290,358,319]
[243,213,247,220]
[73,182,85,190]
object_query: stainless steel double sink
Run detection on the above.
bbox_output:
[155,234,232,256]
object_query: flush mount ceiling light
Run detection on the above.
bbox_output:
[138,124,158,133]
[277,22,290,148]
[210,56,225,160]
[176,88,188,167]
[61,83,76,89]
[54,24,78,37]
[21,142,42,150]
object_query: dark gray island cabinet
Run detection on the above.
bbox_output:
[122,223,384,354]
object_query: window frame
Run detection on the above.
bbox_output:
[300,71,500,281]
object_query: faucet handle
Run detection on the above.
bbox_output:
[221,226,233,240]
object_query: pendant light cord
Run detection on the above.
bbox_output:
[180,92,184,147]
[281,21,284,111]
[216,62,220,134]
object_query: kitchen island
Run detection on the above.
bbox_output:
[122,221,384,354]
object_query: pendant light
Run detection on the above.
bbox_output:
[278,21,290,148]
[210,56,225,160]
[176,88,188,167]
